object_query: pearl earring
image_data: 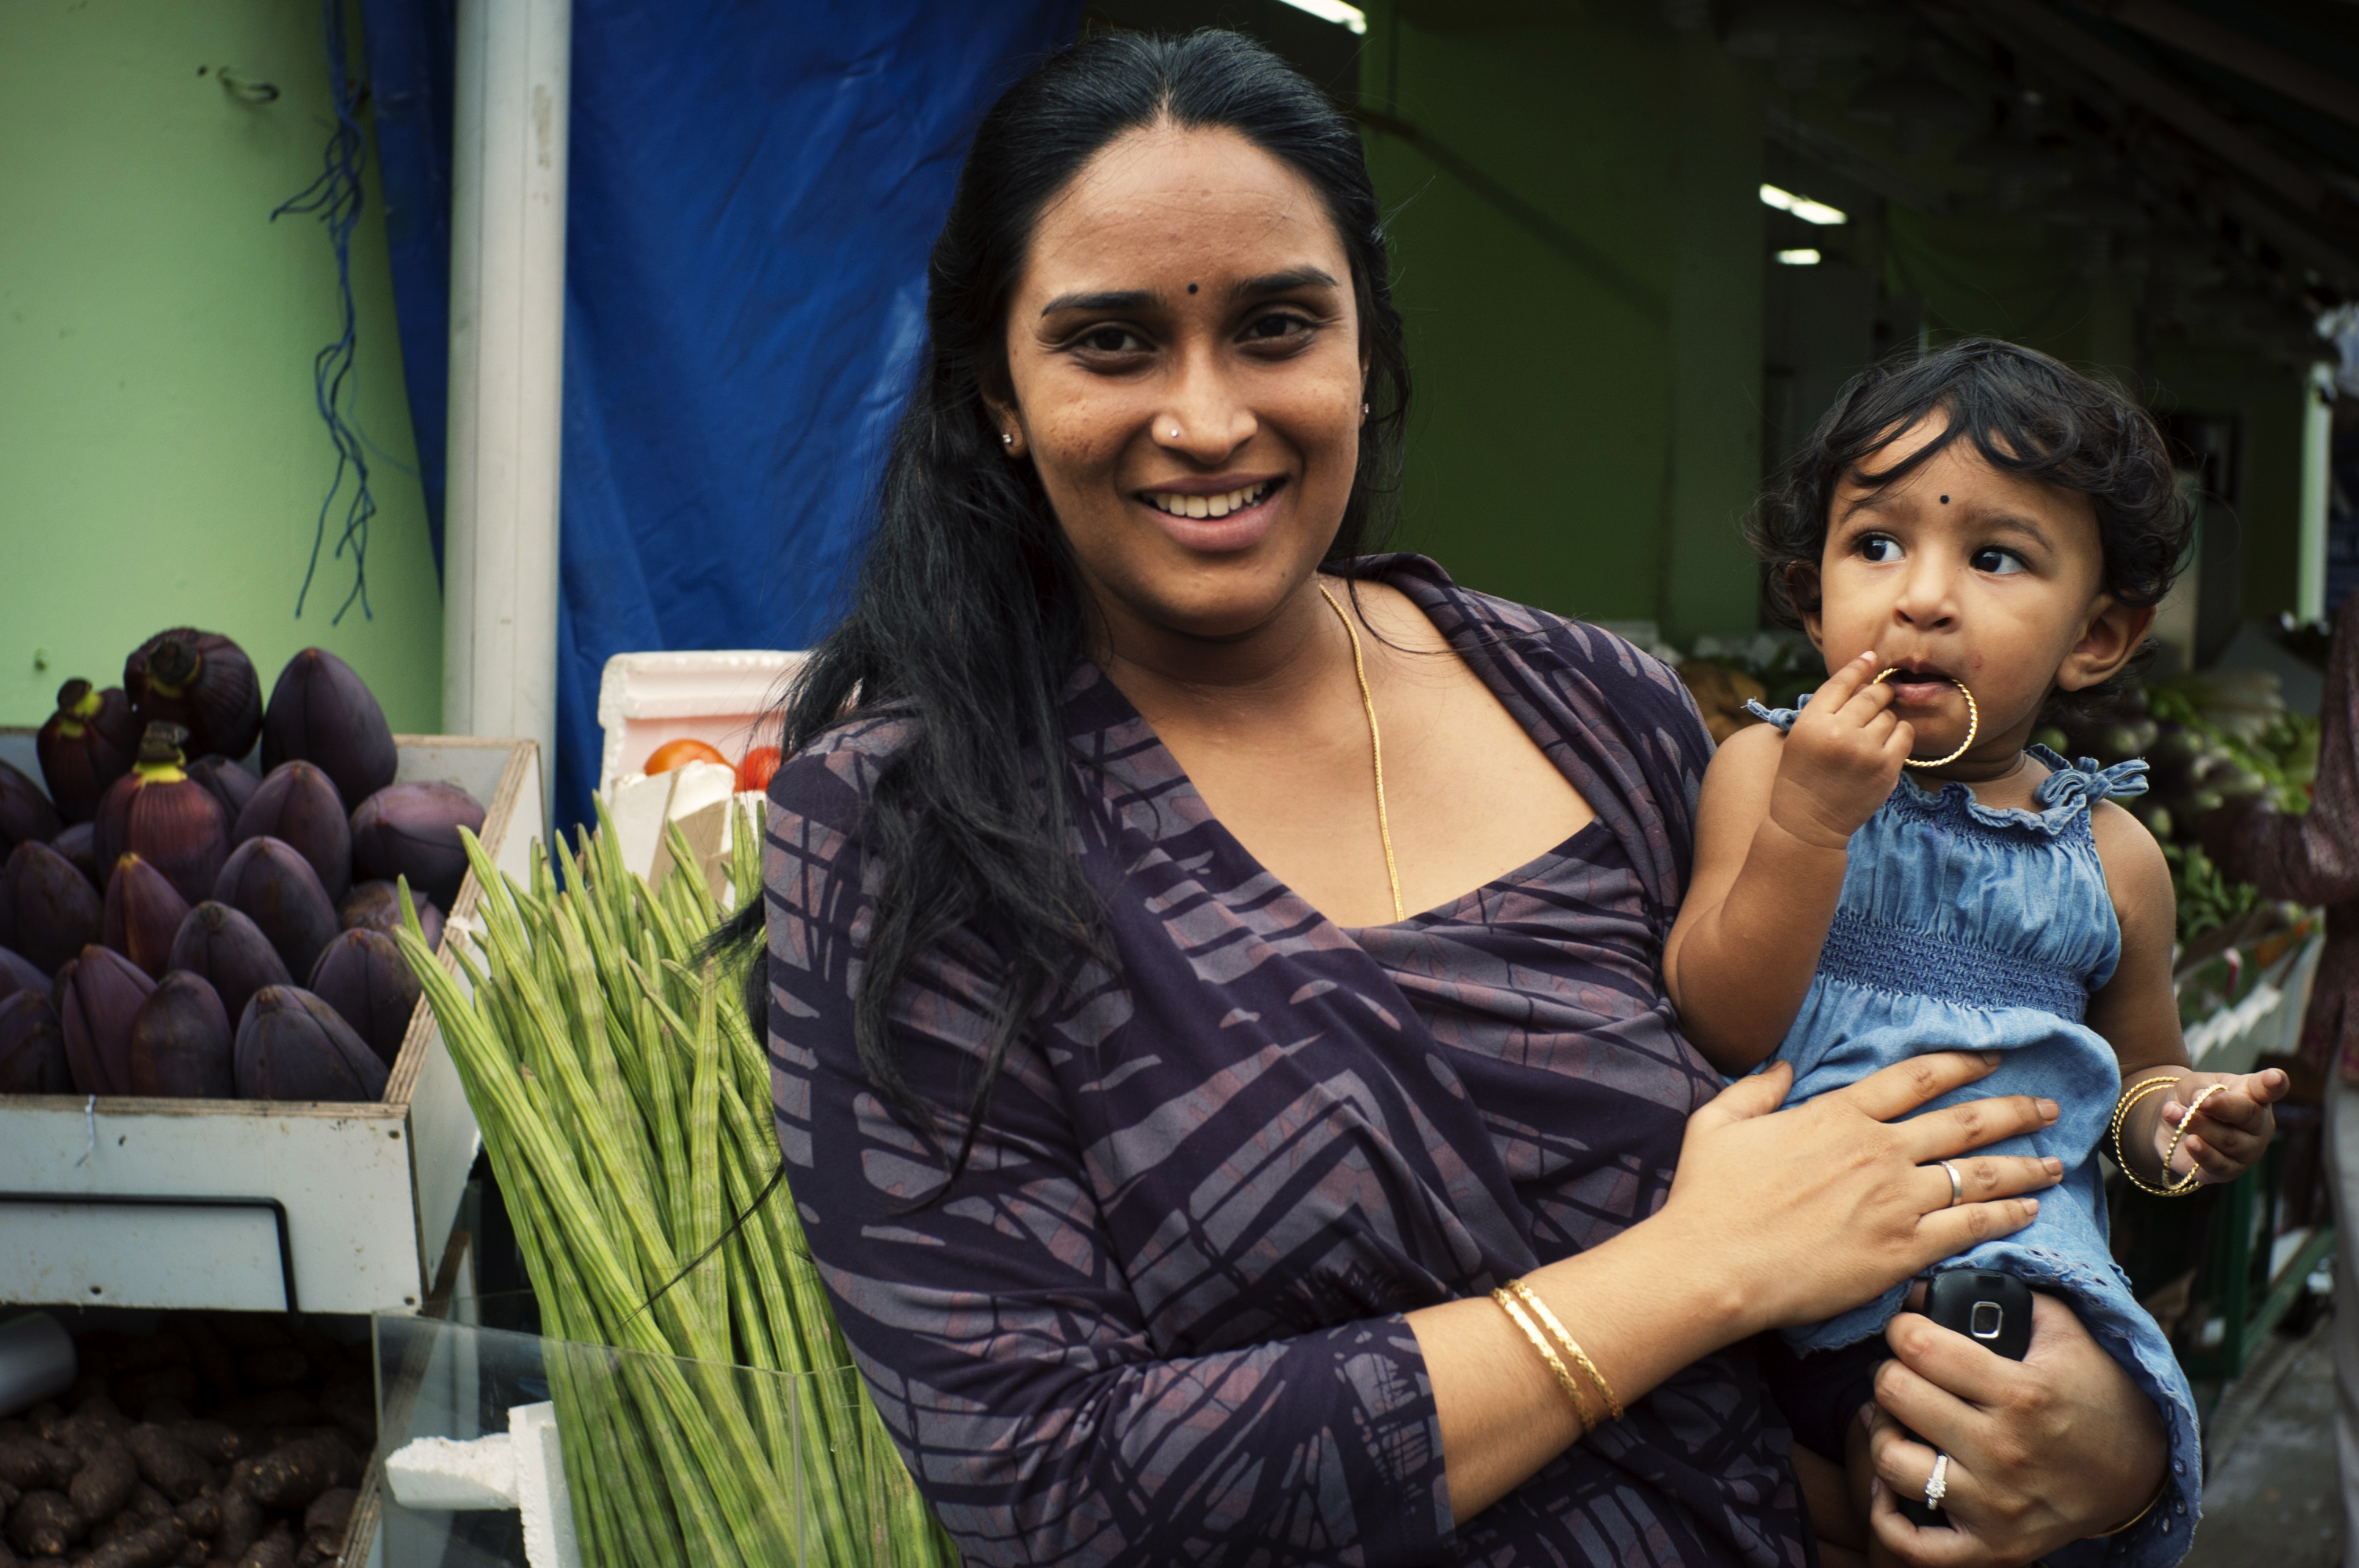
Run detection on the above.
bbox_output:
[1001,433,1013,447]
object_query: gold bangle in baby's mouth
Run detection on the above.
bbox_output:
[1873,668,1979,768]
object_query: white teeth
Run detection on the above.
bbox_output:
[1143,481,1270,518]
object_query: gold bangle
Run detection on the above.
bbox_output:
[2089,1478,2171,1537]
[1506,1278,1624,1423]
[2111,1076,2201,1197]
[2159,1083,2231,1189]
[1492,1287,1594,1431]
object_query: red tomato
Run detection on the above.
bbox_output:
[737,746,782,793]
[644,738,730,775]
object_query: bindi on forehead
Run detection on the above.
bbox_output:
[1188,283,1198,294]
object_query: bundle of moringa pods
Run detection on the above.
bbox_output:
[395,802,954,1567]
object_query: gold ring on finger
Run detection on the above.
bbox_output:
[1939,1160,1965,1209]
[1873,668,1979,768]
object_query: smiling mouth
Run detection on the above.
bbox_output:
[1140,478,1280,520]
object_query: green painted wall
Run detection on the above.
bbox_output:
[1361,2,1766,644]
[0,0,441,740]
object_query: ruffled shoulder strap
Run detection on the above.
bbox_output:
[2028,745,2149,809]
[1743,698,1801,732]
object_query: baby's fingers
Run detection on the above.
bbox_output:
[1812,652,1882,711]
[2172,1132,2250,1185]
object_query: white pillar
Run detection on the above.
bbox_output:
[443,0,569,802]
[2299,360,2335,625]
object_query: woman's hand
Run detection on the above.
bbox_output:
[1864,1292,2170,1566]
[1658,1054,2063,1338]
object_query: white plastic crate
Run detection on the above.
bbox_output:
[0,732,543,1315]
[593,648,805,795]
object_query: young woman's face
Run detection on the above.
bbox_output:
[1807,419,2135,760]
[994,122,1366,648]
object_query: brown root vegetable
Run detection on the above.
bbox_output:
[227,1438,354,1513]
[169,1493,216,1541]
[82,1515,186,1568]
[6,1490,85,1555]
[0,1436,76,1491]
[153,1426,238,1472]
[208,1488,260,1562]
[119,1432,205,1506]
[129,1402,187,1428]
[127,1483,173,1521]
[230,1519,292,1568]
[66,1439,135,1521]
[296,1490,350,1558]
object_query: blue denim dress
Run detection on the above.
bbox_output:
[1747,703,2201,1559]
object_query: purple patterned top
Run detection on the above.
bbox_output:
[764,557,1809,1567]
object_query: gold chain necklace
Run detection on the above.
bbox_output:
[1318,582,1405,921]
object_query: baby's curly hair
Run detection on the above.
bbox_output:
[1749,339,2193,657]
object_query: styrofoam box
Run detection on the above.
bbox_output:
[594,649,805,795]
[0,732,543,1316]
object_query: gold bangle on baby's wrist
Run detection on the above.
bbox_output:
[2111,1076,2202,1197]
[1493,1287,1596,1431]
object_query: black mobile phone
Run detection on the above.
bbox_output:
[1899,1272,2033,1528]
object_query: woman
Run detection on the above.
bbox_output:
[741,31,2188,1566]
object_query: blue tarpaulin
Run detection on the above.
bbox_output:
[360,1,1081,834]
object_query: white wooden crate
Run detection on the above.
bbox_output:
[0,733,541,1315]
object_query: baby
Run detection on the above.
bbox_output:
[1663,339,2288,1559]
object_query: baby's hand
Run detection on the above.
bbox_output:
[2154,1069,2290,1185]
[1767,653,1914,851]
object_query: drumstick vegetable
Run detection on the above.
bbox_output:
[397,802,953,1566]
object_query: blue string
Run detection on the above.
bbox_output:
[275,0,375,624]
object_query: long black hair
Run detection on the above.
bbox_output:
[715,30,1411,1188]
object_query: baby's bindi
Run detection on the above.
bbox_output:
[1187,282,1198,294]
